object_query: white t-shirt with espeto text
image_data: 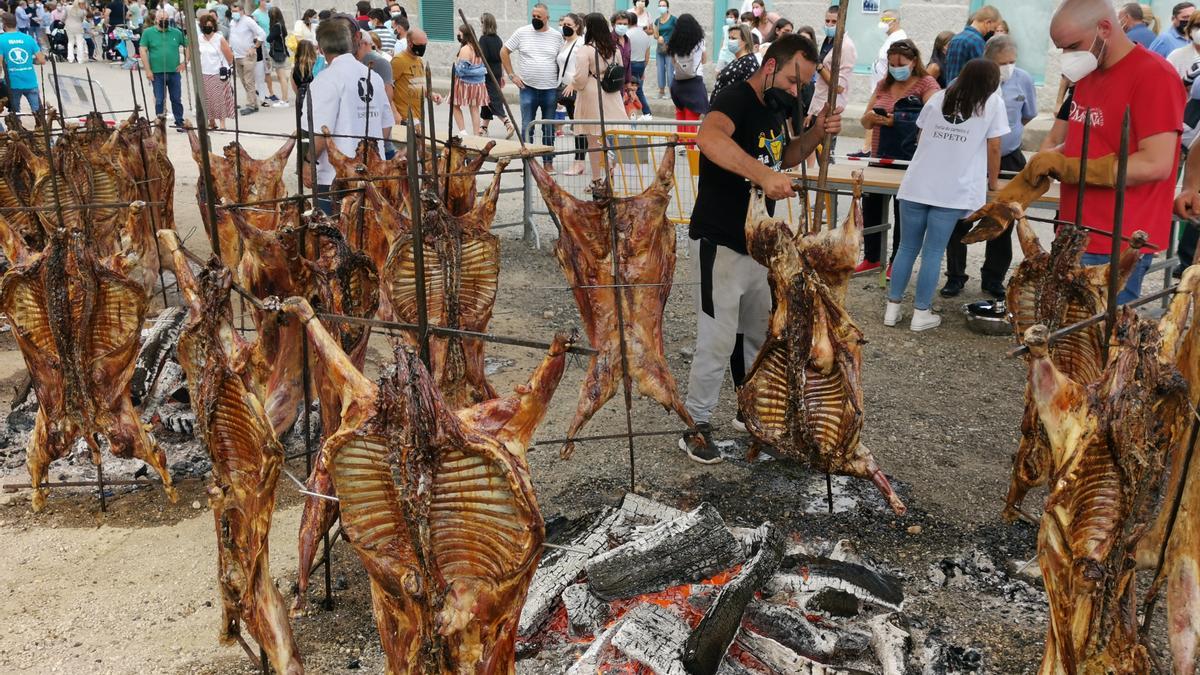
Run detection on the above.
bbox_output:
[301,53,396,186]
[898,90,1010,212]
[503,24,563,91]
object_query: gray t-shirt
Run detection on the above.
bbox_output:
[361,49,393,86]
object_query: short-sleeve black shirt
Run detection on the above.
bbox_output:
[689,80,789,255]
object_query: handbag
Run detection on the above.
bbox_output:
[556,40,577,105]
[877,94,923,162]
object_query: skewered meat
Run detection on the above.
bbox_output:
[5,108,55,158]
[105,113,176,262]
[526,146,695,458]
[322,126,410,208]
[998,206,1149,523]
[738,177,905,515]
[0,225,177,511]
[282,297,568,673]
[290,219,380,615]
[383,162,508,409]
[24,137,86,237]
[187,130,296,272]
[0,136,41,251]
[158,230,303,675]
[1024,308,1190,674]
[437,137,496,216]
[1136,266,1200,674]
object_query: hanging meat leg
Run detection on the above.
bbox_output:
[159,230,303,674]
[526,146,695,458]
[282,297,567,673]
[1002,205,1149,522]
[738,178,905,515]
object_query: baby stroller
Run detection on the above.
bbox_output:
[46,19,67,62]
[102,27,121,61]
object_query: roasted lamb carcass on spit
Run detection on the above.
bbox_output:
[187,130,296,272]
[322,126,410,208]
[1024,304,1192,675]
[157,230,303,674]
[1136,266,1200,674]
[992,205,1149,523]
[382,162,508,410]
[281,297,569,673]
[436,136,496,216]
[105,113,176,259]
[0,135,42,253]
[526,145,696,458]
[0,222,177,511]
[738,177,905,515]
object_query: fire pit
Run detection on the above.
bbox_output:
[514,494,977,674]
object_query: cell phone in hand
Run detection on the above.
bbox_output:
[872,107,889,117]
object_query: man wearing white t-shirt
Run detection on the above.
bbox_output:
[302,19,395,215]
[500,3,562,165]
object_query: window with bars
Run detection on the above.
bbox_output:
[420,0,455,42]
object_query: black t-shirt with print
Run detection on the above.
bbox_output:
[690,80,788,255]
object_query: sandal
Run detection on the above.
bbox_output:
[503,118,516,140]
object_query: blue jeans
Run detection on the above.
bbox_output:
[315,183,334,216]
[655,52,673,93]
[631,60,651,114]
[9,88,40,113]
[151,71,184,126]
[519,86,557,154]
[889,200,971,310]
[1080,252,1153,305]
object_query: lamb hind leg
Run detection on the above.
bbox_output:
[850,442,906,516]
[560,356,622,459]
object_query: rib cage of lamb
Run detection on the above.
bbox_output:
[1023,282,1195,673]
[738,173,905,515]
[159,230,304,674]
[282,296,571,673]
[998,205,1148,523]
[526,142,695,458]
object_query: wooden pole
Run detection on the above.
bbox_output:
[1103,108,1131,363]
[810,0,849,231]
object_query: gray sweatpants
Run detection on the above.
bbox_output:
[684,238,771,424]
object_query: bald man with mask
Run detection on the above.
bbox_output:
[970,0,1182,304]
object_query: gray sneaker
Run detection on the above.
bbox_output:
[678,423,722,465]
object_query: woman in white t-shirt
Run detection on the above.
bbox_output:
[885,59,1009,332]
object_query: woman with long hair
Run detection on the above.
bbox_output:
[711,23,755,101]
[857,39,940,274]
[760,16,792,52]
[451,20,487,138]
[477,13,515,138]
[652,0,676,99]
[748,0,770,41]
[63,0,85,62]
[926,30,954,87]
[884,59,1008,332]
[665,13,707,136]
[556,12,586,175]
[571,12,626,180]
[291,38,316,102]
[265,6,290,106]
[197,12,235,129]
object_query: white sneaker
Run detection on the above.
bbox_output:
[883,302,903,327]
[910,308,942,332]
[640,113,653,121]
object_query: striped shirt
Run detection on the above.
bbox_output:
[503,24,563,91]
[372,26,395,54]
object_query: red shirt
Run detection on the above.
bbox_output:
[1060,46,1183,255]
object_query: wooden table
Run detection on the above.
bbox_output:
[786,160,1062,210]
[389,126,554,160]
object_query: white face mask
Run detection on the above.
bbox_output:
[999,63,1015,81]
[1060,35,1103,83]
[1192,28,1200,45]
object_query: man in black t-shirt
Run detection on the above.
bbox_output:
[679,34,842,463]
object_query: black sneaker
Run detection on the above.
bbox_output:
[940,279,966,298]
[240,106,258,115]
[678,423,722,465]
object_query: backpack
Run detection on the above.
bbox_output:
[876,94,923,162]
[598,52,624,93]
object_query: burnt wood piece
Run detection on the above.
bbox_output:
[867,613,911,675]
[130,306,188,406]
[744,602,870,663]
[771,553,903,611]
[562,583,609,637]
[735,631,870,674]
[586,502,744,602]
[620,492,687,522]
[566,613,625,675]
[683,523,785,675]
[518,507,627,639]
[610,604,692,675]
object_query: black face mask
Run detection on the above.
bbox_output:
[981,30,995,41]
[762,68,794,116]
[562,26,574,37]
[201,24,215,34]
[157,19,167,29]
[1179,20,1190,35]
[531,17,544,30]
[411,43,426,57]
